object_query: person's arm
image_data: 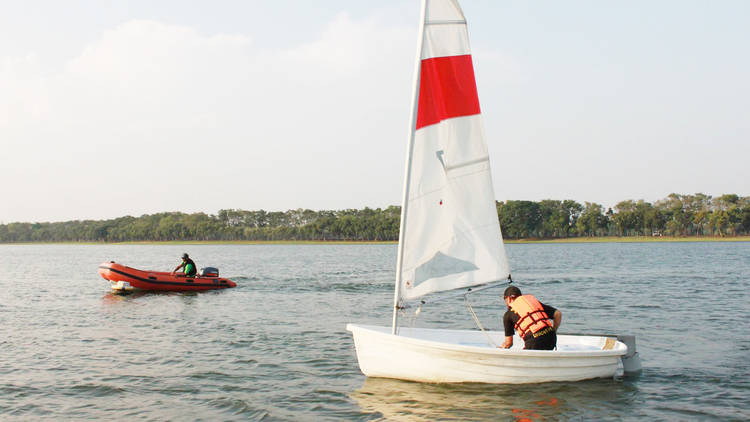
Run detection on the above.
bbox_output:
[552,309,562,331]
[499,310,515,349]
[172,262,184,274]
[501,336,513,349]
[542,303,561,331]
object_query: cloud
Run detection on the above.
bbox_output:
[0,53,50,128]
[0,13,423,222]
[61,20,254,130]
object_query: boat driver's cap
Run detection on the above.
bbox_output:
[182,253,189,259]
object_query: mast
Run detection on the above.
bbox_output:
[392,0,428,335]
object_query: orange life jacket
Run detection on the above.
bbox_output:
[510,294,552,339]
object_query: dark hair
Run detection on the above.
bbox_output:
[504,286,522,298]
[182,253,189,259]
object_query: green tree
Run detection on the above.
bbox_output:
[656,193,691,236]
[538,200,581,238]
[497,200,542,239]
[575,202,608,236]
[612,200,639,236]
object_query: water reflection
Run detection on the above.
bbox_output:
[100,291,150,303]
[100,290,199,304]
[351,377,639,421]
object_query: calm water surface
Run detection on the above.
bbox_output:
[0,243,748,421]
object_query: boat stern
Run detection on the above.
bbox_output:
[616,334,642,375]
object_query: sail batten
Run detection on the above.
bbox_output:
[425,20,466,25]
[396,0,510,303]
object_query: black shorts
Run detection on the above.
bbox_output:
[523,329,556,350]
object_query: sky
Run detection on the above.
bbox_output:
[1,0,748,223]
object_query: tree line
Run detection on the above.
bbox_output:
[497,193,749,239]
[1,193,748,243]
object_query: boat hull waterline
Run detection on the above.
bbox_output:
[99,262,237,292]
[347,324,628,384]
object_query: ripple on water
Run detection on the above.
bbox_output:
[0,243,748,420]
[204,397,270,420]
[65,383,126,397]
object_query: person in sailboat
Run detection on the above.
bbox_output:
[172,253,197,277]
[500,286,562,350]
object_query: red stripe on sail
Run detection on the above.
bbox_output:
[416,54,480,130]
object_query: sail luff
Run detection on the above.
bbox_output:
[392,0,428,335]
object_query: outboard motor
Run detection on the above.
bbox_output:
[200,267,219,277]
[617,335,642,375]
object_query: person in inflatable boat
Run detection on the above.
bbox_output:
[500,286,562,350]
[172,253,197,277]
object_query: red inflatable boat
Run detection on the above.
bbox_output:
[99,261,237,292]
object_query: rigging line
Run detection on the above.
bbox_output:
[402,302,420,328]
[464,277,512,296]
[464,294,498,348]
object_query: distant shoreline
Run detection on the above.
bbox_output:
[505,236,750,244]
[2,236,749,245]
[4,196,748,243]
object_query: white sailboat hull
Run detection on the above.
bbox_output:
[347,324,627,384]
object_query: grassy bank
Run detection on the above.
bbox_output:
[0,240,397,245]
[117,240,395,245]
[504,236,750,244]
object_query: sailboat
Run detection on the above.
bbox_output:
[346,0,641,384]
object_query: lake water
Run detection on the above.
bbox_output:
[0,242,748,421]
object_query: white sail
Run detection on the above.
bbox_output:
[396,0,510,302]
